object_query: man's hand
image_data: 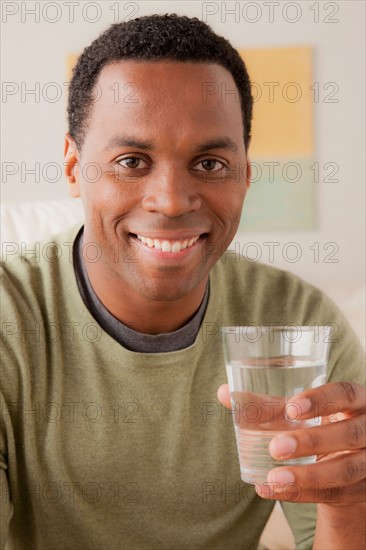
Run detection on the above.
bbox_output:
[217,381,366,505]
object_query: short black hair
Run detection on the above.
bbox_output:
[67,13,253,151]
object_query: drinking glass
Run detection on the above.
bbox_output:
[221,326,331,484]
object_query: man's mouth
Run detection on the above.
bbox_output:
[129,233,208,254]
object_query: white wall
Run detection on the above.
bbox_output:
[2,0,365,289]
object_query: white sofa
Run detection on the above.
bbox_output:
[1,200,365,549]
[1,198,84,246]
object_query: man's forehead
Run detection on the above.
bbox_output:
[85,60,244,149]
[95,59,239,105]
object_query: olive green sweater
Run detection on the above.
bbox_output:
[1,224,364,550]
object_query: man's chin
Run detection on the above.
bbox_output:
[134,278,197,303]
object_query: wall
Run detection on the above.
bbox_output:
[2,0,365,289]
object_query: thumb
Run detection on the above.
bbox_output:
[217,384,231,409]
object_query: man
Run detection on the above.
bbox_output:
[1,13,365,550]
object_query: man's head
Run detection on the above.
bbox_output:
[64,14,252,317]
[67,13,253,152]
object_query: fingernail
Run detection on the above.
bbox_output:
[287,397,312,419]
[267,469,295,486]
[255,483,273,499]
[270,435,297,458]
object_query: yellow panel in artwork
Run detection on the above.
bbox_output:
[67,53,79,81]
[237,46,314,157]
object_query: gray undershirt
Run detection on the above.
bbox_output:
[73,228,210,353]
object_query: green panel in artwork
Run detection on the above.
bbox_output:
[240,157,317,231]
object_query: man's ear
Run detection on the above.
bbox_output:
[64,133,80,198]
[246,157,251,189]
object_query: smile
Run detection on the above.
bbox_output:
[134,234,203,253]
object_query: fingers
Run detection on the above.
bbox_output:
[256,452,366,504]
[217,384,231,409]
[269,413,366,459]
[219,382,366,422]
[286,382,366,421]
[217,385,287,422]
[216,385,283,413]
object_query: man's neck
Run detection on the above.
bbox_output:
[83,261,209,335]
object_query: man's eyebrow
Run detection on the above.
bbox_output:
[105,136,153,151]
[105,135,239,153]
[193,137,239,154]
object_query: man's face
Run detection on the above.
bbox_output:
[65,61,251,302]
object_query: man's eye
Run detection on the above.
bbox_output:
[117,157,147,169]
[194,159,225,172]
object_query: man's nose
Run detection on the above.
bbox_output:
[141,165,202,217]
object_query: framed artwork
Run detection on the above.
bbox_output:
[237,46,316,231]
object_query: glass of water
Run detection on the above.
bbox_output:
[221,326,331,484]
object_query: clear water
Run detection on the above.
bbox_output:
[226,358,327,484]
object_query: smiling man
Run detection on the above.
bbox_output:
[66,59,249,336]
[1,14,365,550]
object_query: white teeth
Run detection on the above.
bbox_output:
[135,234,201,252]
[161,240,172,252]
